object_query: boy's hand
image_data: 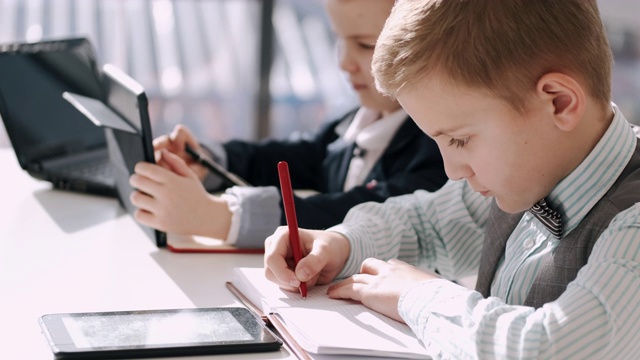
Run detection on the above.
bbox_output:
[264,227,350,292]
[327,258,441,323]
[129,150,232,238]
[153,125,207,181]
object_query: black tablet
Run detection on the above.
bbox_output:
[38,307,282,359]
[63,63,167,247]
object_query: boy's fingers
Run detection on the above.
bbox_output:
[135,153,196,183]
[264,268,300,291]
[133,162,172,184]
[296,252,322,282]
[359,257,387,275]
[159,150,196,178]
[152,134,170,149]
[327,276,367,301]
[129,172,163,195]
[296,239,333,283]
[129,188,155,209]
[264,227,299,288]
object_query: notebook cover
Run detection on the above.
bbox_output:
[167,234,264,254]
[225,282,311,360]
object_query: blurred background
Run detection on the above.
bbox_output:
[0,0,638,149]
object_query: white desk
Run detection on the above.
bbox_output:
[0,149,293,359]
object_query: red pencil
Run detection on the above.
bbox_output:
[277,161,308,299]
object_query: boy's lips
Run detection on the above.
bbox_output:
[352,83,368,90]
[468,181,490,196]
[471,185,490,196]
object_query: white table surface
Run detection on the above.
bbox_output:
[0,148,293,359]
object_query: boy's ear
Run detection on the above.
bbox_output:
[536,73,585,131]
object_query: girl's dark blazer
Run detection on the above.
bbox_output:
[222,108,448,230]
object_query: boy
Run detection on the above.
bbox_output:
[264,0,640,358]
[128,0,447,248]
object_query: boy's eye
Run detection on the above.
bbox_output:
[358,42,375,50]
[448,137,470,148]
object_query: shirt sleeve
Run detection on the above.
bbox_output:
[398,202,640,359]
[221,185,282,248]
[329,179,491,280]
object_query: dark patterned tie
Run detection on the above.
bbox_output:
[529,199,563,238]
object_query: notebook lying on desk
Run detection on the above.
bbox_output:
[227,267,432,359]
[167,234,264,254]
[0,37,116,197]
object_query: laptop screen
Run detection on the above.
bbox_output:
[0,38,106,167]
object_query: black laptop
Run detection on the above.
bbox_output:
[0,38,117,197]
[64,64,167,247]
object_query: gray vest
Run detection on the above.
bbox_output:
[475,127,640,308]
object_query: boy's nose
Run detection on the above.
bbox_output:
[339,50,358,74]
[443,157,474,181]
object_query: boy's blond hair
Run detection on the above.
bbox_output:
[372,0,613,111]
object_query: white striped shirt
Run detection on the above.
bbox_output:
[330,104,640,359]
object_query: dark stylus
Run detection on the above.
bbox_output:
[185,144,251,187]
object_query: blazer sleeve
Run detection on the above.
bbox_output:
[222,110,447,233]
[221,115,344,191]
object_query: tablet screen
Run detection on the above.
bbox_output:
[61,309,253,348]
[40,307,281,358]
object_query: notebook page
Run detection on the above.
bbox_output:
[232,267,430,358]
[274,305,429,358]
[231,267,355,313]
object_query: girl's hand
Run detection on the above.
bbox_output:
[129,150,231,238]
[153,125,207,181]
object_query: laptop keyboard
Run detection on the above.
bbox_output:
[56,157,115,184]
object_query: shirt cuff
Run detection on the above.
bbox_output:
[328,223,378,279]
[220,192,242,245]
[222,186,282,248]
[398,279,481,342]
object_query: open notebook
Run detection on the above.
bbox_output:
[227,267,432,359]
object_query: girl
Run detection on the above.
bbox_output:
[129,0,446,248]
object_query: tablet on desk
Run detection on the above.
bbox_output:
[38,307,282,359]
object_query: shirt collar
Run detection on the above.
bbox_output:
[548,103,637,234]
[341,107,407,144]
